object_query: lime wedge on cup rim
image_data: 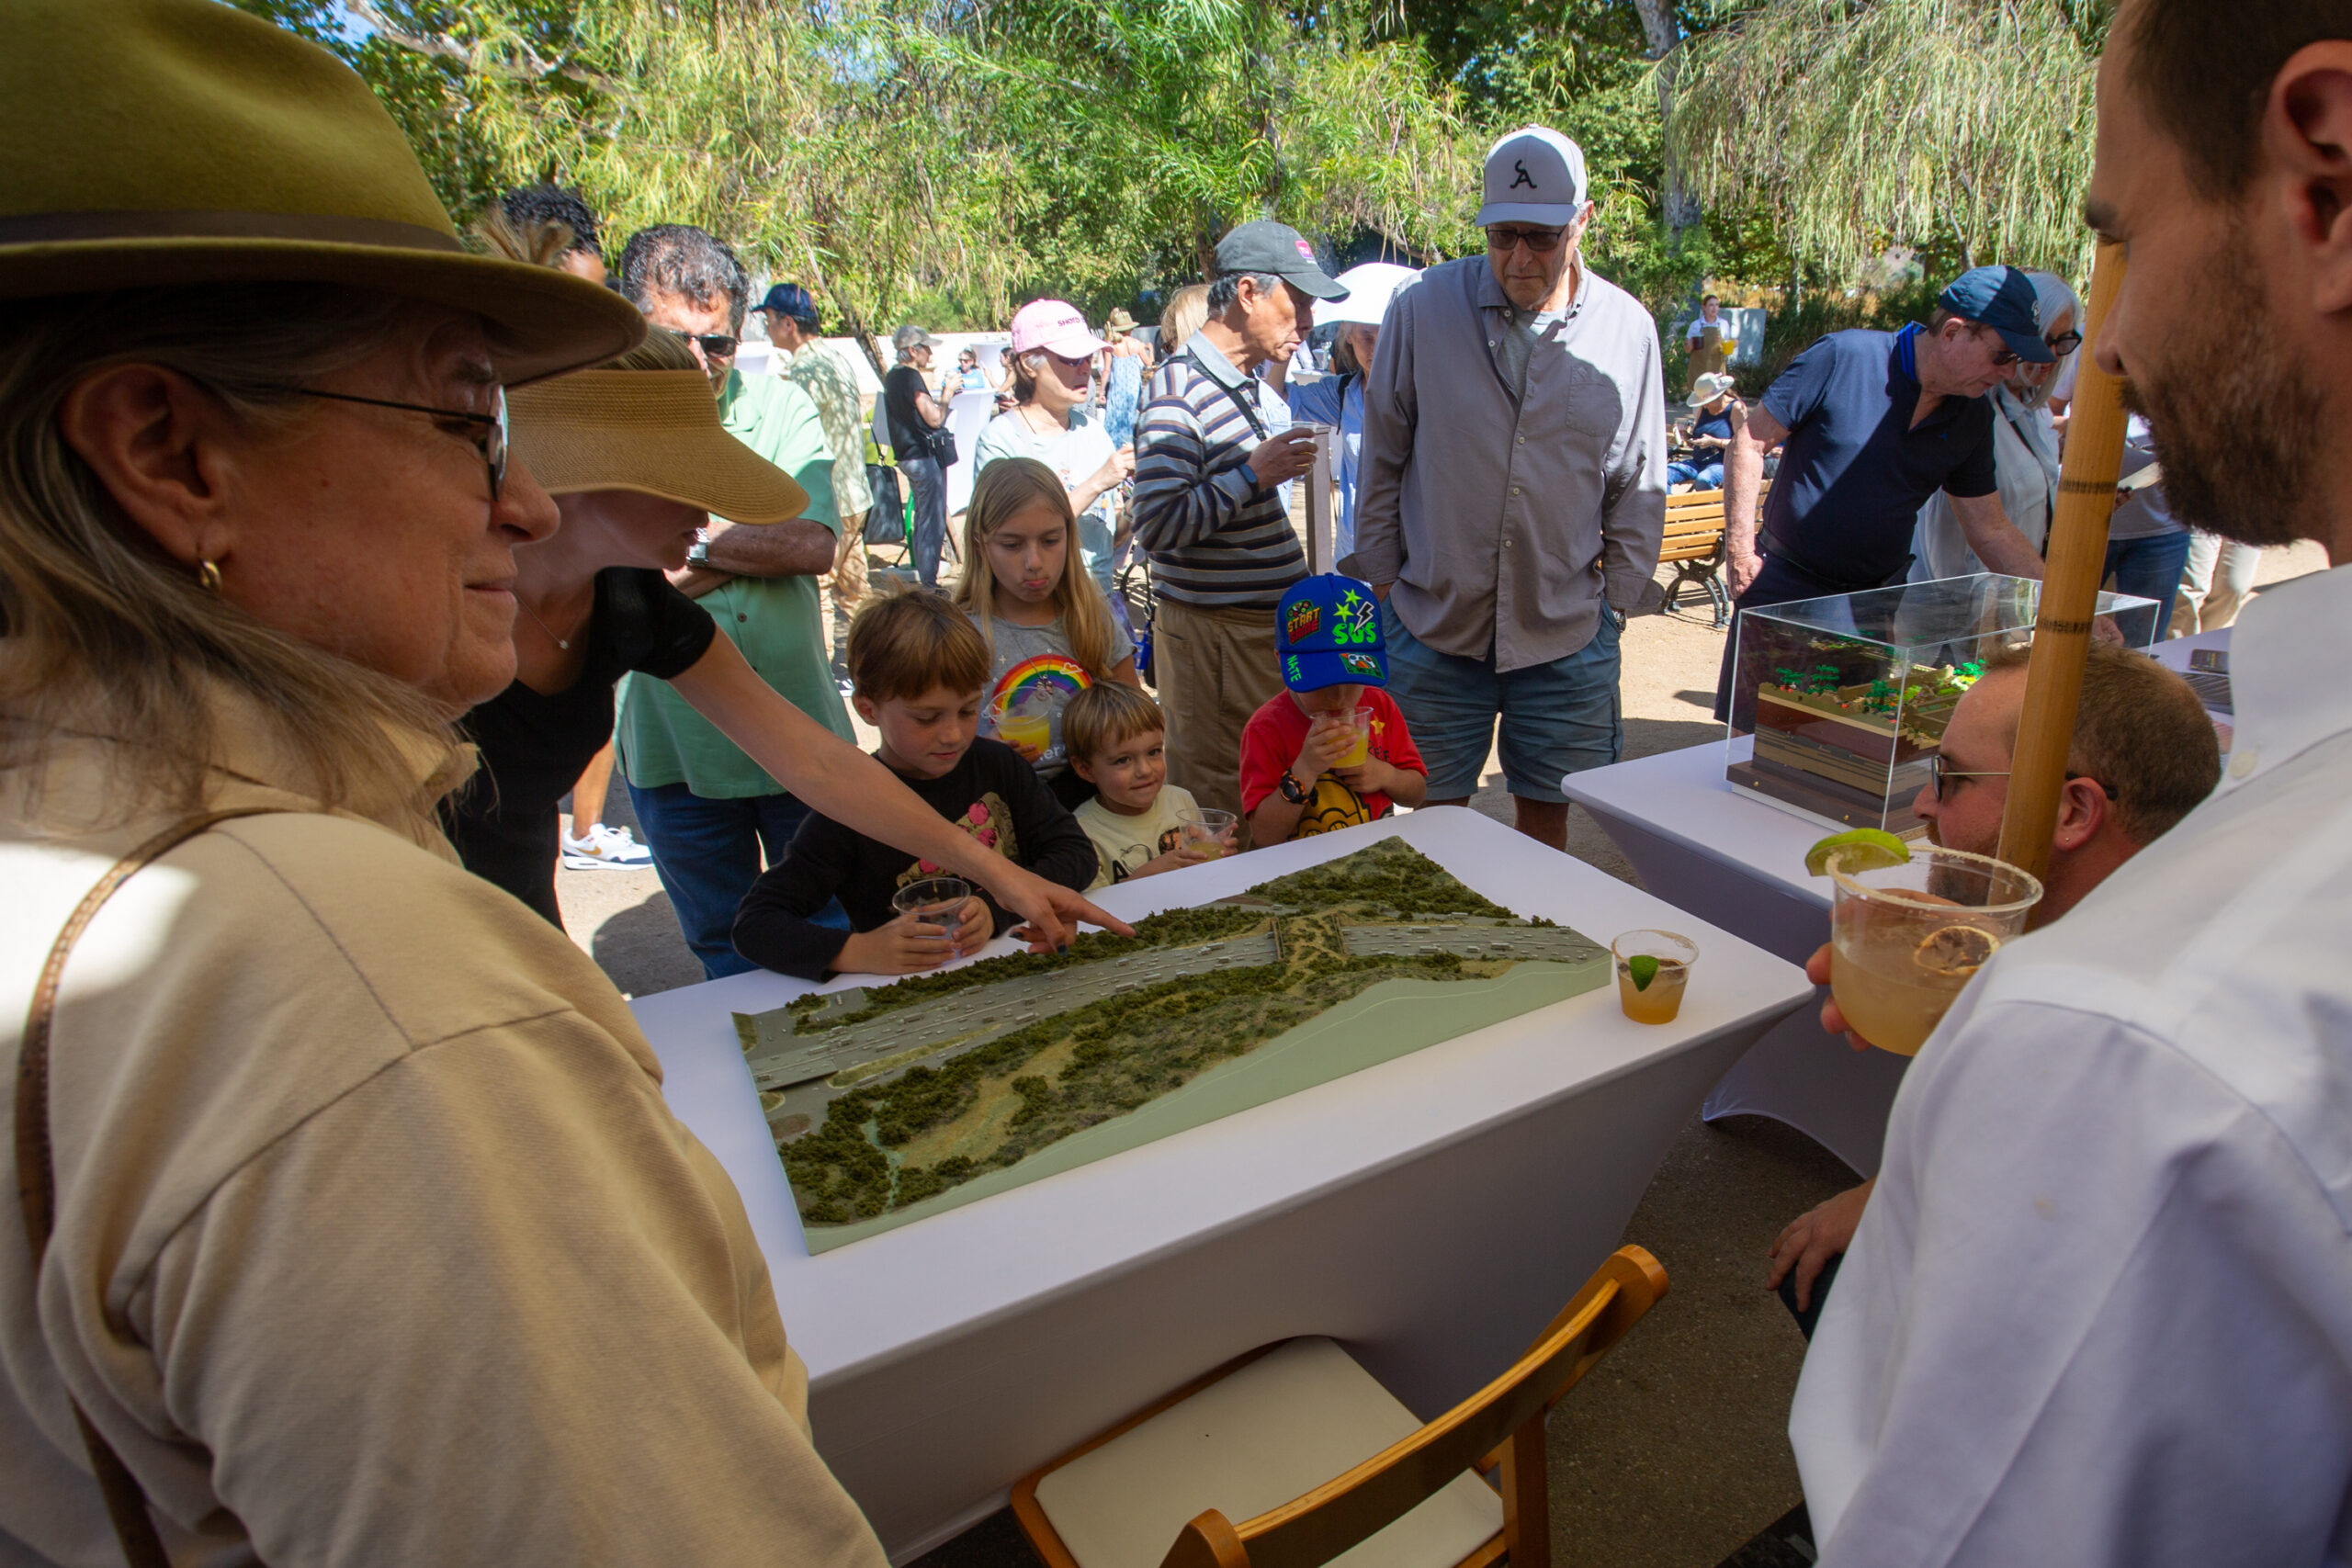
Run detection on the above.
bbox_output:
[1804,829,1911,878]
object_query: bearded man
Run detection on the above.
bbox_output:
[1785,5,2352,1562]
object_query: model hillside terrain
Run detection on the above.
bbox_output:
[731,838,1608,1244]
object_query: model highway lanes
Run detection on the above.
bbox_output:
[741,917,1604,1105]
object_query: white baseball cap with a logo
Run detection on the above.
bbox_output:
[1475,126,1589,227]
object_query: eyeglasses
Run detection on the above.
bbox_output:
[277,385,506,502]
[1485,225,1570,255]
[1968,325,2022,369]
[1928,755,2007,801]
[663,327,740,359]
[1928,754,2111,803]
[2046,330,2084,355]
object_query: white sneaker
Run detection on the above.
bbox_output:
[562,822,653,870]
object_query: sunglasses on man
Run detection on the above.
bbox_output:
[662,326,741,359]
[1485,224,1570,255]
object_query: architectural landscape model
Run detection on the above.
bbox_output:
[732,838,1610,1251]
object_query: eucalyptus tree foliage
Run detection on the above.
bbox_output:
[944,0,1481,280]
[232,0,1017,360]
[1668,0,2109,280]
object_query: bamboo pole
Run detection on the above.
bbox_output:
[1996,243,2131,881]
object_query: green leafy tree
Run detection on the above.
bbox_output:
[1668,0,2109,280]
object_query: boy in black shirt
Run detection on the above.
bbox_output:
[733,592,1100,980]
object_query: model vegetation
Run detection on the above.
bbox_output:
[767,840,1600,1229]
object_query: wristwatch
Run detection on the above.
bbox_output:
[685,538,712,569]
[1278,772,1308,805]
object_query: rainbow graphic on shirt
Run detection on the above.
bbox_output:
[985,652,1092,765]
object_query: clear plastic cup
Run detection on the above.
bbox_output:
[1826,846,2041,1055]
[1332,705,1374,767]
[1612,930,1698,1024]
[891,875,971,928]
[1175,806,1236,859]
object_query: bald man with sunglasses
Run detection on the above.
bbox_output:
[1350,125,1668,850]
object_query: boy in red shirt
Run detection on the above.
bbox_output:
[1239,574,1429,844]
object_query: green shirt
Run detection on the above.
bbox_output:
[615,370,855,799]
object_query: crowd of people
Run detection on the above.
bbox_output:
[3,0,2346,1563]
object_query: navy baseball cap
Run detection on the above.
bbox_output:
[1277,574,1387,693]
[1938,265,2053,364]
[756,282,819,325]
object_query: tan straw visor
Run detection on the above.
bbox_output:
[508,371,809,523]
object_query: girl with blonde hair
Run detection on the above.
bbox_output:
[950,457,1140,803]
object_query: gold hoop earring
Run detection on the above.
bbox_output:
[197,559,222,593]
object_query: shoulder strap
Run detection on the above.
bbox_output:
[17,806,288,1568]
[1182,338,1272,445]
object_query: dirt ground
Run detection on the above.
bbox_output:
[558,537,2327,1568]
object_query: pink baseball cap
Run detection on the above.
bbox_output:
[1009,299,1108,359]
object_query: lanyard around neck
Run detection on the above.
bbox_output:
[1185,339,1272,444]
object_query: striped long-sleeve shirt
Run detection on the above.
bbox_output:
[1132,336,1306,610]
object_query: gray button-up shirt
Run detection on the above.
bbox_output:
[1346,255,1667,673]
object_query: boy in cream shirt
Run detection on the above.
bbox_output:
[1066,684,1234,886]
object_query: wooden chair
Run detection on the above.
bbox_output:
[1011,1246,1668,1568]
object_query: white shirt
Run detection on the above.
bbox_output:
[971,409,1118,592]
[1792,562,2352,1565]
[1907,384,2062,581]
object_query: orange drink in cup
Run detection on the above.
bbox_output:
[1826,845,2041,1055]
[1611,930,1697,1024]
[1176,806,1236,859]
[996,709,1051,761]
[1332,705,1374,767]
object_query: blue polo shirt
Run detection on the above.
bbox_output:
[1758,325,1998,590]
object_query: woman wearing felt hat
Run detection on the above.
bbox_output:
[0,4,1111,1562]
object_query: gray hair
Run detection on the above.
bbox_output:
[2019,270,2085,412]
[1206,272,1283,315]
[617,224,750,332]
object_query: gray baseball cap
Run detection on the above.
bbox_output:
[892,323,936,353]
[1213,220,1349,302]
[1476,126,1589,227]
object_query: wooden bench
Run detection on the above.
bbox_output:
[1654,479,1768,629]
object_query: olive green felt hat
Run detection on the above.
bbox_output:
[0,0,644,384]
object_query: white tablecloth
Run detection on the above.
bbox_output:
[1563,628,2235,1179]
[630,807,1811,1559]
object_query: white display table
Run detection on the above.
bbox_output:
[630,807,1811,1560]
[1564,628,2236,1179]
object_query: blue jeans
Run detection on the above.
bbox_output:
[2103,530,2193,640]
[1668,458,1724,490]
[1383,605,1623,803]
[628,783,848,979]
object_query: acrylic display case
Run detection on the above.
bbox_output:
[1726,573,2161,838]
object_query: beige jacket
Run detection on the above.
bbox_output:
[0,687,888,1566]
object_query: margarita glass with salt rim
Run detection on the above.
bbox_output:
[1826,844,2041,1055]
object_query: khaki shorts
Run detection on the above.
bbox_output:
[1153,595,1284,841]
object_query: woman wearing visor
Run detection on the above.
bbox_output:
[457,299,1120,935]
